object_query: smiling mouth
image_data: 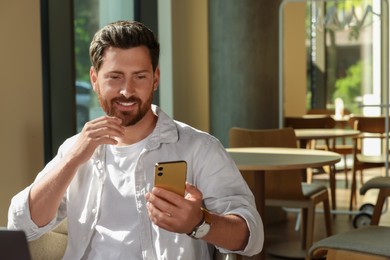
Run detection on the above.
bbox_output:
[113,99,138,112]
[116,101,136,107]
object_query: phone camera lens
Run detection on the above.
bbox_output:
[158,167,163,171]
[158,172,163,176]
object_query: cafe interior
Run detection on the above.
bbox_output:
[2,0,390,259]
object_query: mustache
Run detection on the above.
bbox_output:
[112,95,141,103]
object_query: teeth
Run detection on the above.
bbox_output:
[117,101,134,107]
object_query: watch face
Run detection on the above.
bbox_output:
[194,223,211,239]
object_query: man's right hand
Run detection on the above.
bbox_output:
[68,116,125,166]
[29,116,124,227]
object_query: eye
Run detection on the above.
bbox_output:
[105,73,123,81]
[110,75,120,79]
[136,74,147,79]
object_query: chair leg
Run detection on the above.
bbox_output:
[343,154,348,188]
[329,164,336,210]
[301,208,308,250]
[307,170,313,184]
[305,204,315,251]
[323,197,332,236]
[371,189,390,225]
[350,164,358,211]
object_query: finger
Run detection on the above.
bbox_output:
[87,126,124,140]
[89,115,121,124]
[151,187,183,208]
[82,119,124,141]
[146,201,174,231]
[87,117,124,136]
[185,182,203,201]
[146,190,177,214]
[87,116,122,127]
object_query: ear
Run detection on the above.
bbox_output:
[90,66,98,92]
[153,66,160,91]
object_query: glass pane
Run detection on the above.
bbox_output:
[307,0,385,116]
[73,0,134,132]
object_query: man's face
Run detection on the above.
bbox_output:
[90,46,159,127]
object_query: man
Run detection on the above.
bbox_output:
[8,20,263,259]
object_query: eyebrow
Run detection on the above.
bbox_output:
[105,69,151,75]
[105,70,124,75]
[133,70,151,74]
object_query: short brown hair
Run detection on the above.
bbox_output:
[89,20,160,72]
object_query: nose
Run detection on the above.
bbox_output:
[119,80,135,98]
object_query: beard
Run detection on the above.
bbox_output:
[97,92,153,127]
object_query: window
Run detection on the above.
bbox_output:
[73,0,135,132]
[42,0,157,160]
[307,0,387,116]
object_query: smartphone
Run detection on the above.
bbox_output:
[154,160,187,196]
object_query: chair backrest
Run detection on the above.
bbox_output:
[348,116,387,154]
[229,127,306,200]
[348,116,386,133]
[307,108,351,116]
[28,219,68,259]
[284,115,336,129]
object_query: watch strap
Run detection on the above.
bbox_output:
[187,207,212,238]
[201,207,212,224]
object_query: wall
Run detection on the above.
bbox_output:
[209,0,282,146]
[171,0,209,132]
[283,2,307,117]
[0,1,44,226]
[0,0,308,227]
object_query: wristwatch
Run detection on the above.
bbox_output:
[187,207,212,239]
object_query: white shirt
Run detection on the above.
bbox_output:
[85,138,149,259]
[8,105,264,260]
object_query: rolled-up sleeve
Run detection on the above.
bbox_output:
[193,137,264,256]
[7,140,70,241]
[7,185,59,241]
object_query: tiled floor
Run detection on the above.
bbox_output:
[264,166,390,259]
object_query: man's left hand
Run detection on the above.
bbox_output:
[145,182,204,234]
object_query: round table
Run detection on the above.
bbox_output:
[226,147,341,260]
[295,128,360,148]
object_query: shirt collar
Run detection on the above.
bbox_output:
[146,105,179,150]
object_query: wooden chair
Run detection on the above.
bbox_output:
[284,115,338,183]
[308,226,390,260]
[306,109,355,188]
[307,108,351,117]
[359,176,390,225]
[284,115,336,149]
[229,127,332,253]
[348,116,387,211]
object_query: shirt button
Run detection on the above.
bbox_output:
[92,209,97,214]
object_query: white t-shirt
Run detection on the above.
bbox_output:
[85,137,149,260]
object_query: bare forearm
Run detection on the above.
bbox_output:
[29,157,79,227]
[29,117,124,227]
[203,214,249,251]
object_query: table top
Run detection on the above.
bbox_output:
[332,115,350,122]
[295,128,360,140]
[226,147,341,171]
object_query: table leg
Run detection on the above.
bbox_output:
[298,140,309,183]
[252,171,265,260]
[329,164,336,210]
[240,170,266,260]
[253,171,265,216]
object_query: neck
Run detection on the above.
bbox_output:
[116,110,158,146]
